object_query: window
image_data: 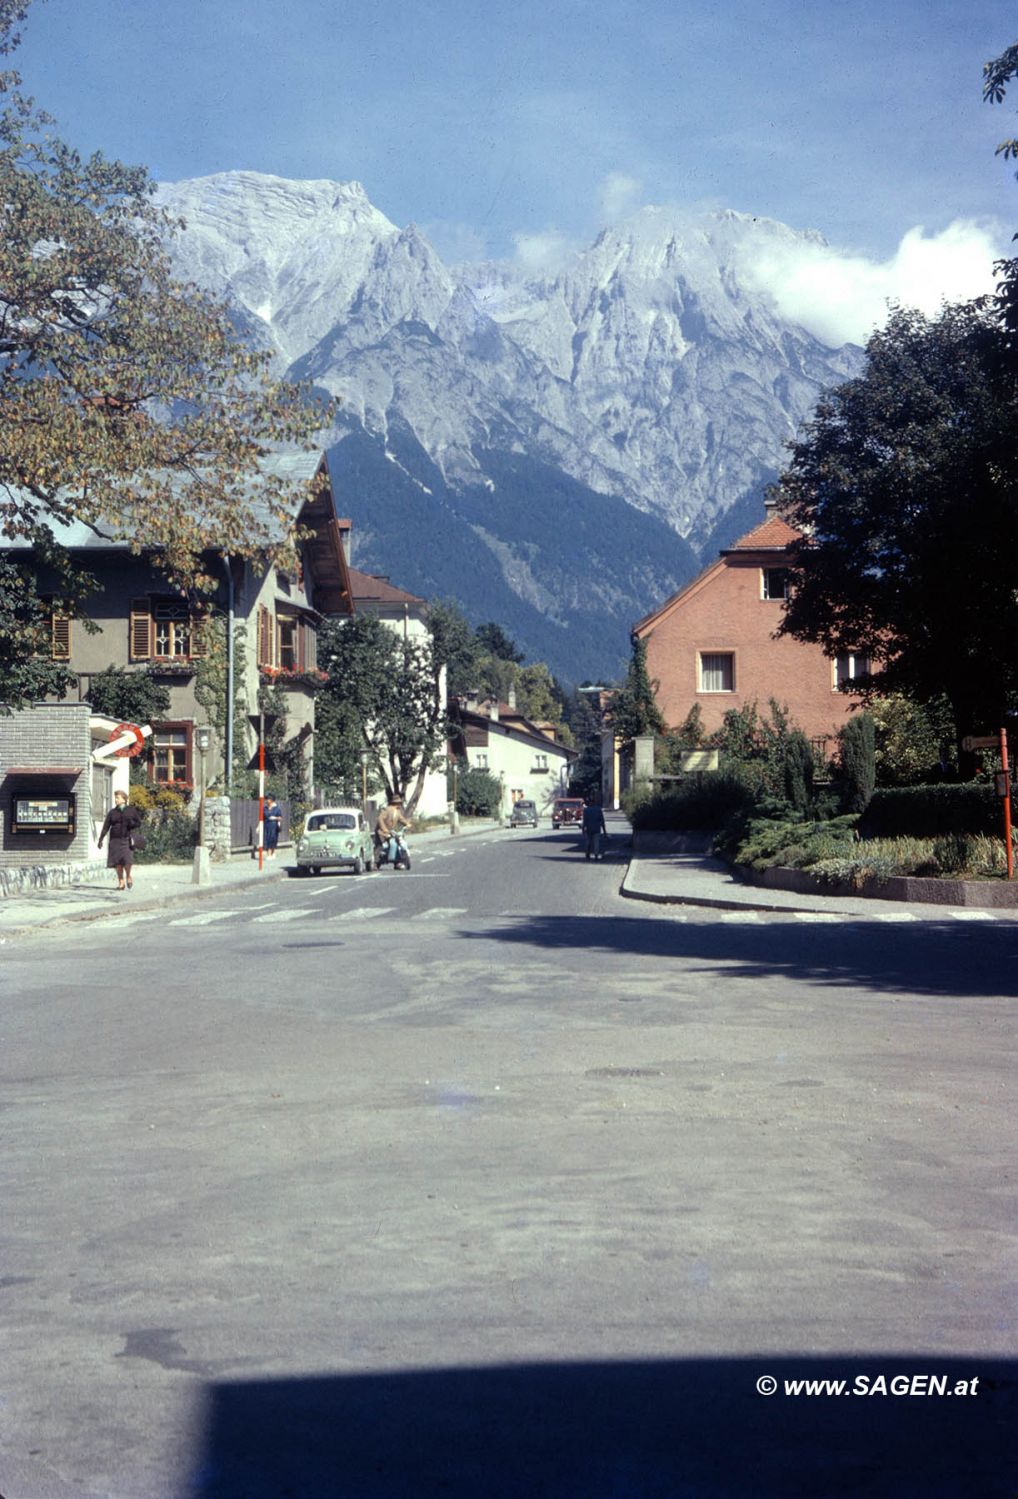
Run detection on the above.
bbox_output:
[699,652,735,692]
[278,616,298,671]
[130,597,205,662]
[762,568,789,600]
[475,752,488,770]
[152,724,192,786]
[834,652,870,689]
[533,752,549,771]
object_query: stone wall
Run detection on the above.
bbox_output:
[204,796,232,863]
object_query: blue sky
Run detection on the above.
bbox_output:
[15,0,1018,336]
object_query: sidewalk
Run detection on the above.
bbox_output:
[620,831,1018,920]
[0,817,501,939]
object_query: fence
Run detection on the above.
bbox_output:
[229,797,291,852]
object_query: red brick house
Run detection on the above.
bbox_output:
[633,506,867,749]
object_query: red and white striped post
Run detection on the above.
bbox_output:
[258,711,265,872]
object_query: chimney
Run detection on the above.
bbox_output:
[507,683,517,711]
[489,700,499,722]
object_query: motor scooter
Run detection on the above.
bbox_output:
[376,830,411,871]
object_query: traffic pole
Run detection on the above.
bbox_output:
[1001,726,1013,881]
[258,711,265,873]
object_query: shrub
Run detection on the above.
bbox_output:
[455,767,502,817]
[783,729,815,816]
[87,666,171,724]
[131,788,197,863]
[861,783,999,838]
[629,771,760,833]
[837,712,876,813]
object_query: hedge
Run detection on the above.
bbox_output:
[860,783,1000,838]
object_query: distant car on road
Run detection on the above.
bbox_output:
[551,797,584,830]
[509,799,539,828]
[295,808,375,876]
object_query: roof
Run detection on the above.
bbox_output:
[722,513,801,552]
[633,509,802,635]
[348,567,426,608]
[455,704,576,760]
[1,449,329,551]
[5,766,83,777]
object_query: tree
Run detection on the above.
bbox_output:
[316,615,447,814]
[608,635,665,742]
[983,43,1018,361]
[0,2,334,705]
[86,665,170,724]
[475,622,524,664]
[774,302,1018,751]
[837,712,876,814]
[427,599,482,698]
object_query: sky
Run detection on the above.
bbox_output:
[14,0,1018,345]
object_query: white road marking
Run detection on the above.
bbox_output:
[719,911,762,923]
[412,907,469,920]
[874,912,918,921]
[342,907,396,920]
[169,909,245,927]
[792,912,840,923]
[948,909,995,921]
[251,908,319,923]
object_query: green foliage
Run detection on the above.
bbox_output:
[0,4,335,706]
[869,694,956,786]
[0,552,76,709]
[193,614,249,791]
[722,814,859,871]
[86,665,170,724]
[128,785,196,864]
[427,598,483,697]
[454,765,502,817]
[783,729,816,817]
[774,302,1018,744]
[628,771,760,833]
[836,712,876,813]
[317,614,446,814]
[609,636,665,742]
[475,622,524,664]
[860,784,1001,838]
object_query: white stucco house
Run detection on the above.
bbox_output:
[451,693,576,819]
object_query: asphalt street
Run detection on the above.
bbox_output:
[4,818,1018,1497]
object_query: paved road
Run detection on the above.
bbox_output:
[4,820,1017,1497]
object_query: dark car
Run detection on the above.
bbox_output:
[509,799,539,828]
[551,798,584,829]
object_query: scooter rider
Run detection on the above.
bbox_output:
[375,792,411,865]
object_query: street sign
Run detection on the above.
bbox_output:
[247,712,280,733]
[246,749,278,772]
[961,735,998,752]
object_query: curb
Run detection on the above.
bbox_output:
[619,862,863,916]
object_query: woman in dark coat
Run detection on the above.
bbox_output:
[97,789,143,890]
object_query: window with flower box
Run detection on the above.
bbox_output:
[151,722,192,787]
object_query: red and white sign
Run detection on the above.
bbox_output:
[110,722,145,758]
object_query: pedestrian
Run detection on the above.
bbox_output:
[97,789,143,891]
[263,795,283,858]
[581,797,607,861]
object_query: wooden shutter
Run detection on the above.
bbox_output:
[129,598,151,661]
[50,607,71,660]
[257,605,272,667]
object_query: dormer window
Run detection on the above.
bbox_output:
[762,568,789,600]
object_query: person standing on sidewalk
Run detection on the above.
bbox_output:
[263,795,283,859]
[97,790,143,891]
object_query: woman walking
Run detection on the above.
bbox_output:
[97,789,143,891]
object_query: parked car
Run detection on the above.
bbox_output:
[509,799,539,828]
[295,808,375,876]
[551,797,584,830]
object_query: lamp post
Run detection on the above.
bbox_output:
[192,725,212,885]
[449,756,460,835]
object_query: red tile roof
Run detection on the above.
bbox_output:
[348,566,425,607]
[726,514,801,550]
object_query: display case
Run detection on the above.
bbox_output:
[11,792,76,834]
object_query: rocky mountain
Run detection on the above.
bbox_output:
[157,172,860,682]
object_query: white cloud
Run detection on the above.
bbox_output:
[744,221,1007,348]
[598,171,642,223]
[423,220,490,266]
[511,227,576,274]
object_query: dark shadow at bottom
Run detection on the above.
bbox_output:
[187,1356,1017,1498]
